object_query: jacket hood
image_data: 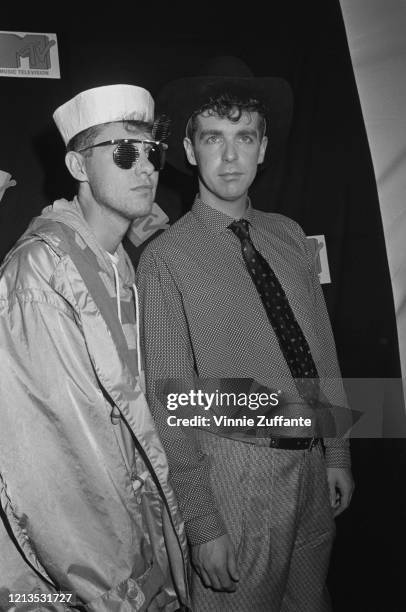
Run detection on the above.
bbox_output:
[26,197,135,287]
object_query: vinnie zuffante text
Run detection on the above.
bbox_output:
[165,389,313,428]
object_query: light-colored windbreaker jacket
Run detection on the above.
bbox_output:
[0,199,190,611]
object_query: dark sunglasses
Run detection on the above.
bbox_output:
[78,138,168,171]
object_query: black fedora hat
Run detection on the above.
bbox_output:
[156,56,293,175]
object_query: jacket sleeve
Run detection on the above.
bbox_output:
[136,247,227,546]
[0,243,163,607]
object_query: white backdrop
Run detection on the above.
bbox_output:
[340,0,406,386]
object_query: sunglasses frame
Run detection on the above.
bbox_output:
[78,138,168,171]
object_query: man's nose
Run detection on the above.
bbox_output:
[135,147,155,175]
[222,140,238,162]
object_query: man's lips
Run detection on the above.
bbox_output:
[218,172,243,181]
[131,184,153,191]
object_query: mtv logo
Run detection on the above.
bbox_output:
[0,32,55,69]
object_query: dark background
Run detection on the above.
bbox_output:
[1,3,404,610]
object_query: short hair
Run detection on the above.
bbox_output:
[67,120,153,156]
[186,92,268,142]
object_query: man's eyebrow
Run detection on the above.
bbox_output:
[198,128,259,139]
[236,128,258,137]
[198,129,223,139]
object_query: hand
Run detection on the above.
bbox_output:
[191,533,240,592]
[326,467,354,517]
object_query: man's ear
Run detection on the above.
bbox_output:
[183,137,197,166]
[65,151,89,182]
[258,136,268,165]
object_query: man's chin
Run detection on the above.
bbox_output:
[220,191,247,203]
[130,199,154,219]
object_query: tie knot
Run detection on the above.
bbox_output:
[228,219,251,240]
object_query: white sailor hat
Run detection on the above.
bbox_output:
[53,84,155,146]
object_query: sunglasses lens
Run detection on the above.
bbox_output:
[147,144,167,171]
[112,141,166,170]
[113,143,139,169]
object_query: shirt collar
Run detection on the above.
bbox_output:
[191,195,256,235]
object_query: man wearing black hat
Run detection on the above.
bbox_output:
[136,57,354,611]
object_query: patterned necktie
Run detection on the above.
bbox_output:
[229,218,320,405]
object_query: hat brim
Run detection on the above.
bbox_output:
[156,75,293,175]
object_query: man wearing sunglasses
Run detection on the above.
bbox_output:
[0,85,189,611]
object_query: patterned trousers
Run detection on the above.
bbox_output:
[191,434,335,612]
